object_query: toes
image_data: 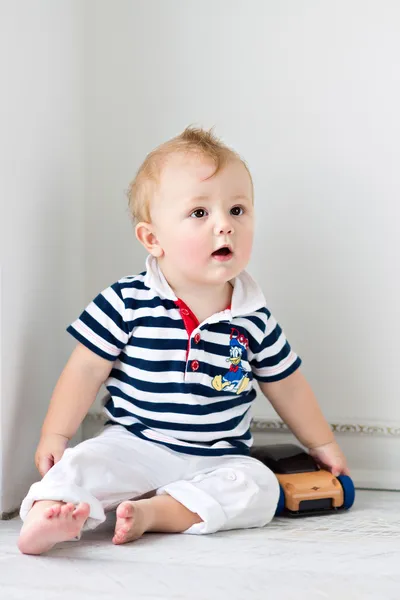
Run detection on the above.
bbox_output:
[112,528,129,545]
[112,536,124,545]
[44,504,61,519]
[41,502,89,523]
[113,518,132,544]
[116,502,134,519]
[113,502,145,545]
[60,503,75,517]
[112,527,122,543]
[114,523,129,538]
[72,502,90,519]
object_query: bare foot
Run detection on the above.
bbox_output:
[112,501,149,545]
[18,502,90,555]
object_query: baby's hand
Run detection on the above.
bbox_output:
[35,433,69,477]
[308,440,350,477]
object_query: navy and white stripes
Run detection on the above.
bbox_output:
[67,256,301,456]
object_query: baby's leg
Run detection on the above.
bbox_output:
[112,495,202,545]
[152,455,279,535]
[18,425,187,554]
[18,500,90,555]
[112,455,279,542]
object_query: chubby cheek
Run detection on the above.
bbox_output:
[241,234,253,262]
[172,229,208,267]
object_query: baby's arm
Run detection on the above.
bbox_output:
[259,369,349,476]
[36,343,113,475]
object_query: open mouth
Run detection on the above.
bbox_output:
[212,245,233,260]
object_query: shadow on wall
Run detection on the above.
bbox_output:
[2,182,82,515]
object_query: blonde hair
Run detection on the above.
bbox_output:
[127,126,253,223]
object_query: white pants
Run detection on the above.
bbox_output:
[20,425,279,535]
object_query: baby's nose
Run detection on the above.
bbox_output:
[216,226,232,234]
[214,218,234,235]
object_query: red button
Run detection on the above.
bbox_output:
[181,308,190,316]
[194,333,201,344]
[191,360,199,371]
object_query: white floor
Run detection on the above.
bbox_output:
[1,490,399,600]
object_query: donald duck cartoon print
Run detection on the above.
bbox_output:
[211,328,250,395]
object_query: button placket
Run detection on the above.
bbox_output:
[175,300,201,378]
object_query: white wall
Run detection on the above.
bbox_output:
[84,0,400,428]
[0,1,85,515]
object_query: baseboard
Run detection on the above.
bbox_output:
[346,470,400,491]
[81,413,400,491]
[252,418,400,491]
[251,418,400,437]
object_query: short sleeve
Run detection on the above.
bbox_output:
[250,312,301,382]
[67,282,131,361]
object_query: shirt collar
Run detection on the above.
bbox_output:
[143,255,266,318]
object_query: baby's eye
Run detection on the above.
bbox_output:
[230,206,244,216]
[190,208,208,218]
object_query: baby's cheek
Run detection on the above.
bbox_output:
[178,235,207,264]
[240,232,253,260]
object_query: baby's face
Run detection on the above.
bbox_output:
[149,152,254,287]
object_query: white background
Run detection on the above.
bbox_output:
[1,0,399,513]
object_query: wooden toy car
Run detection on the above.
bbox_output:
[251,443,355,517]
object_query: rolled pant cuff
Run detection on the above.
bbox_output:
[19,481,106,531]
[157,481,227,534]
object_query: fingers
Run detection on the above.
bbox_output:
[331,464,351,477]
[53,451,64,465]
[309,443,350,478]
[336,459,351,477]
[36,449,66,476]
[37,456,53,477]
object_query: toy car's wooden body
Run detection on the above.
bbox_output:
[250,443,355,517]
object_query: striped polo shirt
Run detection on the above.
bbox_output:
[67,255,301,456]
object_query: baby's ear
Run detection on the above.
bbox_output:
[135,222,164,257]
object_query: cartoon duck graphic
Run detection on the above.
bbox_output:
[211,328,250,395]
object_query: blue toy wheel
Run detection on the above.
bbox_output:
[275,483,285,516]
[337,475,355,509]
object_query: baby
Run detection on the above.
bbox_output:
[18,126,349,555]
